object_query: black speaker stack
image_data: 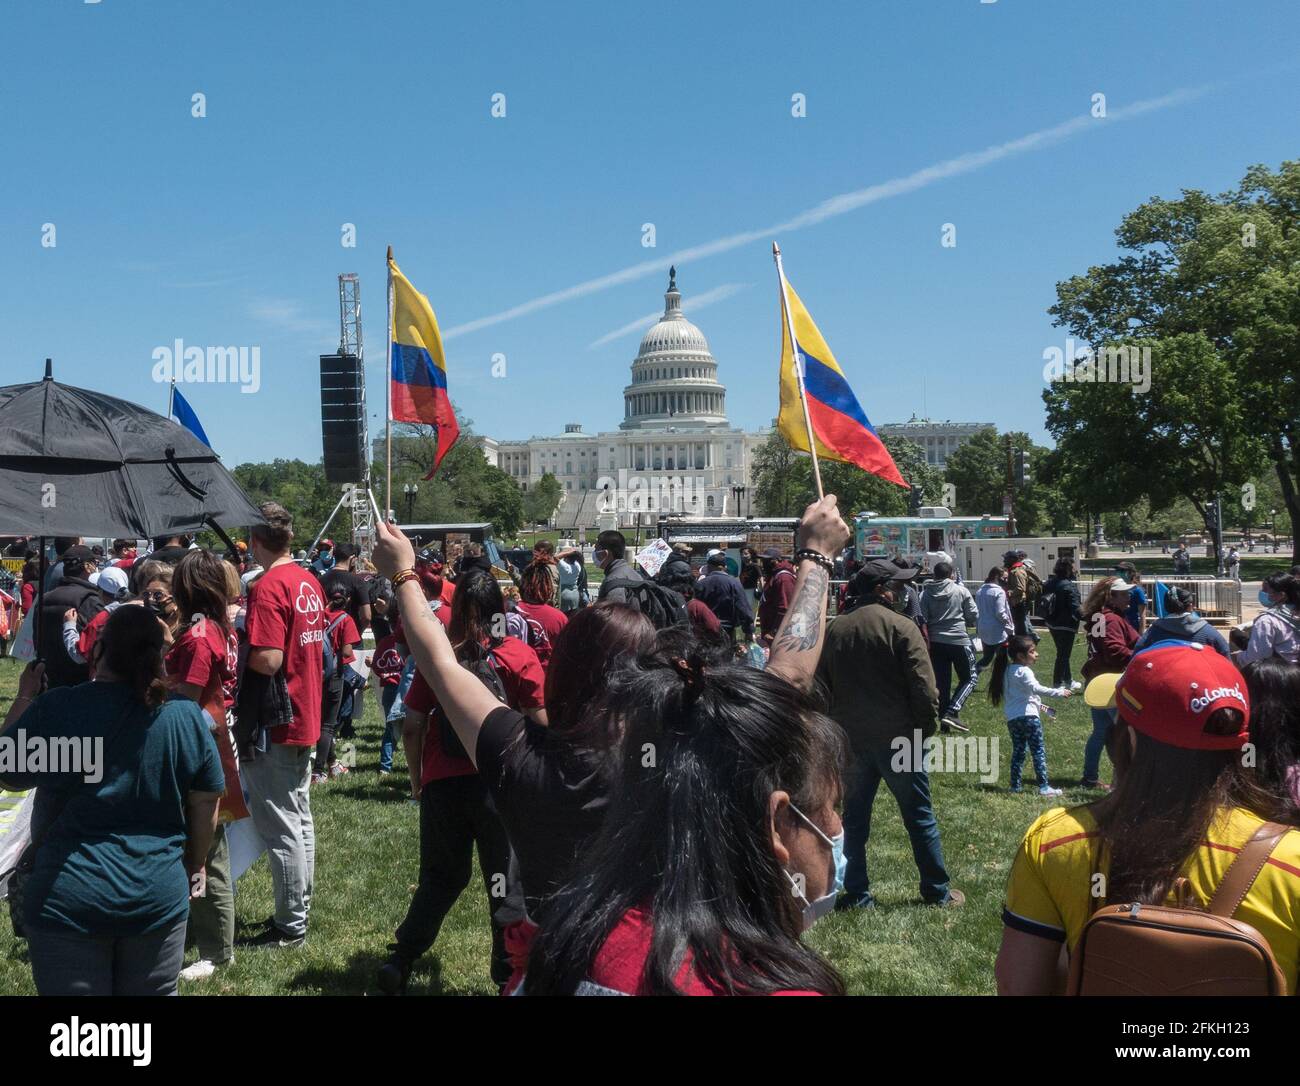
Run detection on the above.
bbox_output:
[320,353,366,483]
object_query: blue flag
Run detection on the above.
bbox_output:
[171,385,211,447]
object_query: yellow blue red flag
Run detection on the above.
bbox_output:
[777,271,907,487]
[389,255,460,475]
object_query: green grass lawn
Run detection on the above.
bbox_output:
[0,637,1102,996]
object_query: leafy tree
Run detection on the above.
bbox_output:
[1046,162,1299,562]
[523,472,563,526]
[752,431,808,517]
[231,459,340,545]
[943,428,1059,534]
[750,431,934,519]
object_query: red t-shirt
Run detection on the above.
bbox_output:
[165,619,247,821]
[165,619,234,724]
[404,635,545,786]
[324,607,360,667]
[370,634,405,686]
[245,561,324,746]
[586,908,820,996]
[515,601,568,672]
[20,581,35,615]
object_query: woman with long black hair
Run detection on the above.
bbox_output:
[373,494,852,995]
[523,642,849,995]
[997,642,1300,995]
[1242,656,1300,814]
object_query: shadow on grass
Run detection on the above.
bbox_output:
[283,950,486,996]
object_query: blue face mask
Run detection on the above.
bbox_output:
[1259,589,1276,607]
[785,802,846,929]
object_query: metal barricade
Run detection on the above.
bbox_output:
[1076,575,1241,626]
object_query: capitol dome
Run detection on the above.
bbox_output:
[621,267,728,430]
[637,308,710,355]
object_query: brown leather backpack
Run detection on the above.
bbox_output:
[1066,821,1292,996]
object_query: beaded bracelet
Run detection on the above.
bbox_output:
[794,548,834,573]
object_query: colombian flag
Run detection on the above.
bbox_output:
[389,255,460,476]
[776,270,907,487]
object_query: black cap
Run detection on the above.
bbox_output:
[855,558,919,590]
[416,548,444,566]
[61,544,96,565]
[658,557,692,582]
[761,547,784,560]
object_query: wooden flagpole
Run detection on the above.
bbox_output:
[385,245,394,523]
[772,242,824,500]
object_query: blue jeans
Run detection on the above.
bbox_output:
[1083,707,1116,782]
[1007,715,1050,790]
[379,684,400,772]
[842,738,952,904]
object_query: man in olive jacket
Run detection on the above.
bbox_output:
[816,559,962,910]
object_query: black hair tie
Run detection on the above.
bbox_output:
[672,657,705,702]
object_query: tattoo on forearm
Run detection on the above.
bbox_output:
[773,567,828,653]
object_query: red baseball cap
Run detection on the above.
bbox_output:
[1114,643,1249,751]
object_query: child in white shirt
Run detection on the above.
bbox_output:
[990,635,1072,796]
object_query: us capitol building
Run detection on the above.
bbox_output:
[478,269,990,529]
[480,268,770,530]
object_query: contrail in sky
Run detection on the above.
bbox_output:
[441,85,1208,341]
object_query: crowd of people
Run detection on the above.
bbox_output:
[1,512,1299,997]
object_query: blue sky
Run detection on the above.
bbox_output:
[3,0,1297,466]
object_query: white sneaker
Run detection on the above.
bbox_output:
[180,959,218,981]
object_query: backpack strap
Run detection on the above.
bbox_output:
[1207,821,1290,919]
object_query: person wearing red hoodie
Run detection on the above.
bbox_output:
[757,548,797,646]
[1079,577,1138,789]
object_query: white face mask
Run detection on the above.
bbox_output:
[783,802,846,931]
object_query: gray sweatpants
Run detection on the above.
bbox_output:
[242,742,315,937]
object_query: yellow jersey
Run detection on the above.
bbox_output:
[1004,804,1300,993]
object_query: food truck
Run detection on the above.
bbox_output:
[854,508,1009,572]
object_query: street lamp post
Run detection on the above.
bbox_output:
[403,482,418,523]
[731,484,748,518]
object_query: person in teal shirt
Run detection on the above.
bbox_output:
[0,606,223,996]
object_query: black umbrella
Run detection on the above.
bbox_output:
[0,362,266,665]
[0,363,265,539]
